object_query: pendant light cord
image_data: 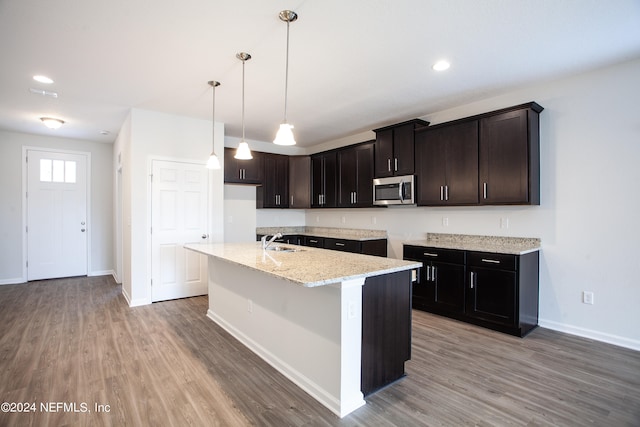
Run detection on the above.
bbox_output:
[283,19,290,123]
[212,84,216,151]
[242,58,246,141]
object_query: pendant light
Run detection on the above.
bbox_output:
[234,52,253,160]
[273,10,298,146]
[206,80,221,170]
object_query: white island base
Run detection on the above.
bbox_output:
[207,256,366,417]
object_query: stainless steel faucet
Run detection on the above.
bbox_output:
[261,233,283,249]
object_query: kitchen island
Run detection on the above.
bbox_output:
[185,242,421,417]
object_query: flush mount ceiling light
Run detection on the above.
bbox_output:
[33,75,54,84]
[432,60,451,71]
[206,80,222,170]
[235,52,253,160]
[29,87,58,98]
[40,117,64,129]
[273,9,298,146]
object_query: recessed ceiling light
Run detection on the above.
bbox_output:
[432,60,451,71]
[33,75,54,84]
[40,117,65,129]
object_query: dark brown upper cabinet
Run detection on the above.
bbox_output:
[337,141,375,207]
[373,119,429,178]
[416,120,479,206]
[311,151,337,208]
[258,153,289,208]
[224,147,263,184]
[479,103,542,205]
[289,155,311,209]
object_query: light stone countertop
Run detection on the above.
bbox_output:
[256,226,387,241]
[405,233,541,255]
[185,242,421,288]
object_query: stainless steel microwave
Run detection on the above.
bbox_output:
[372,175,415,206]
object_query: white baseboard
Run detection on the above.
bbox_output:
[0,277,26,285]
[539,318,640,351]
[206,309,355,418]
[89,269,115,277]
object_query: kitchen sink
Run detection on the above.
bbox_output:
[265,246,302,253]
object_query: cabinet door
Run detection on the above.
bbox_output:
[479,109,529,204]
[446,120,479,204]
[223,148,263,184]
[289,156,310,208]
[432,262,466,314]
[374,128,394,178]
[323,153,337,207]
[261,154,288,208]
[337,148,357,207]
[310,155,324,208]
[354,142,374,206]
[415,129,447,205]
[242,151,263,183]
[393,123,416,176]
[466,267,516,326]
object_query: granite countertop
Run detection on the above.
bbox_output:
[256,226,387,242]
[405,233,541,255]
[185,242,420,288]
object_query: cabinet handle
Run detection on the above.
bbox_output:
[445,185,449,201]
[239,169,242,180]
[387,158,391,172]
[353,192,357,204]
[426,265,431,281]
[423,252,438,257]
[309,239,318,243]
[481,258,501,264]
[291,195,294,205]
[335,242,345,247]
[394,158,398,172]
[433,265,437,281]
[440,185,444,201]
[470,271,475,289]
[483,182,487,199]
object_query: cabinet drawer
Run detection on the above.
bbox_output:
[467,251,516,270]
[324,238,360,253]
[303,236,324,247]
[403,245,464,264]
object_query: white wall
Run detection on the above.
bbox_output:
[118,109,224,306]
[0,130,113,283]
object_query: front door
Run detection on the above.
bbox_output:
[27,150,88,280]
[151,160,209,302]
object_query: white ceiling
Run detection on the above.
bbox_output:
[1,0,640,147]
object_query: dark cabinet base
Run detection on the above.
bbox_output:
[404,245,539,338]
[361,270,412,396]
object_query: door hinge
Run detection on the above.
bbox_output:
[150,174,153,182]
[25,226,28,233]
[25,156,28,163]
[151,279,153,286]
[150,227,152,234]
[26,260,28,268]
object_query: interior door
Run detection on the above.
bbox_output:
[27,150,88,280]
[151,160,208,302]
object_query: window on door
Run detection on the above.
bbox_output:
[39,158,77,183]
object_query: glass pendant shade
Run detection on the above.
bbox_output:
[206,151,221,169]
[273,123,296,146]
[235,141,253,160]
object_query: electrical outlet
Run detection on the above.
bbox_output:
[442,217,449,227]
[500,217,510,229]
[582,291,594,305]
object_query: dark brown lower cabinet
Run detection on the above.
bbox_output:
[361,270,412,396]
[403,245,539,337]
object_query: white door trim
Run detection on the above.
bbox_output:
[21,146,92,282]
[144,155,212,304]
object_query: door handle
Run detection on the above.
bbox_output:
[201,234,209,239]
[80,228,86,232]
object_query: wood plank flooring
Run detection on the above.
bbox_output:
[0,275,638,426]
